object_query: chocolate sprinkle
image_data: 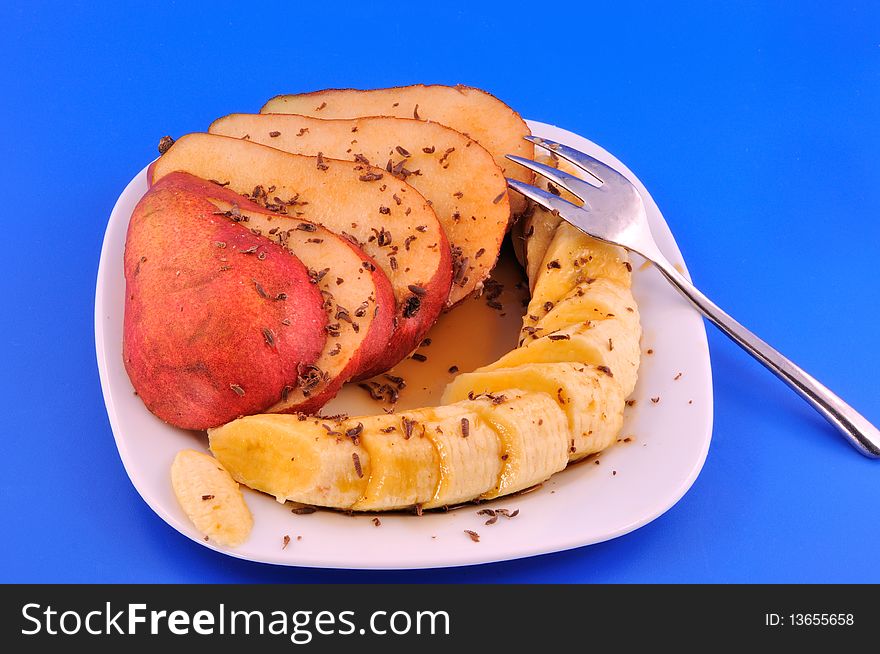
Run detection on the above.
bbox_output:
[157,135,175,154]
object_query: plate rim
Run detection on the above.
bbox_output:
[95,120,714,570]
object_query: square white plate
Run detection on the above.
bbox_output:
[95,120,713,569]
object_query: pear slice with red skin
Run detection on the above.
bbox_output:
[123,175,326,429]
[150,133,451,378]
[160,172,396,414]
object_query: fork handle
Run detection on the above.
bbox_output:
[650,258,880,458]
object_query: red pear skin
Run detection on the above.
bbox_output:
[159,172,397,413]
[123,176,326,429]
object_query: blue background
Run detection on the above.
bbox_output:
[2,1,878,583]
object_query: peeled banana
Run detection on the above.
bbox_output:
[209,390,570,510]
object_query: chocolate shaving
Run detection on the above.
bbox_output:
[464,530,480,542]
[352,452,363,478]
[230,383,245,396]
[402,294,421,318]
[297,364,326,394]
[157,135,175,154]
[345,422,364,444]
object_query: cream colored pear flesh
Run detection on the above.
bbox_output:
[210,113,510,305]
[261,84,533,215]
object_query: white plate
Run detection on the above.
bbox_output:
[95,120,713,569]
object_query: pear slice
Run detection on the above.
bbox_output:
[150,133,451,378]
[261,84,533,215]
[210,113,509,305]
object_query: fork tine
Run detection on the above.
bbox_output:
[505,155,600,204]
[525,135,619,185]
[506,178,584,216]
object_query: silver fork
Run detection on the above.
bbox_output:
[508,135,880,458]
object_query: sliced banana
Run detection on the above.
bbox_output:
[443,362,624,460]
[522,277,639,344]
[208,414,369,508]
[350,413,441,511]
[418,404,502,509]
[170,449,253,547]
[531,223,632,315]
[523,156,580,289]
[484,318,640,397]
[466,389,569,495]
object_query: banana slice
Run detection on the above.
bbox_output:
[208,414,369,508]
[466,390,569,496]
[521,277,639,344]
[350,413,440,511]
[417,404,502,509]
[443,362,624,460]
[531,223,631,316]
[170,449,253,547]
[523,156,580,289]
[484,318,640,397]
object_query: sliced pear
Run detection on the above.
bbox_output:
[172,173,396,412]
[170,449,253,547]
[208,414,369,508]
[210,113,509,305]
[443,362,625,460]
[150,133,451,377]
[261,84,533,215]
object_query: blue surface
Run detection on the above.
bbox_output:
[2,1,878,583]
